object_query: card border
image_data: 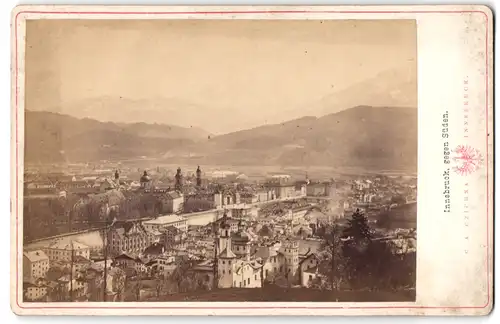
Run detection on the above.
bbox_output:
[11,5,493,314]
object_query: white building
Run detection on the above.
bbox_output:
[299,253,321,287]
[109,222,153,255]
[216,217,263,289]
[253,239,299,285]
[45,240,90,262]
[231,259,263,288]
[23,250,50,282]
[163,191,184,214]
[142,214,188,233]
[23,282,49,301]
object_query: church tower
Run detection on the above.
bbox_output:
[175,167,183,192]
[218,210,231,252]
[282,239,299,284]
[196,166,202,187]
[114,170,120,186]
[218,210,236,288]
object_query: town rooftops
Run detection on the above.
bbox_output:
[143,242,165,256]
[234,259,263,274]
[114,253,136,261]
[143,214,186,225]
[165,191,183,199]
[23,281,40,289]
[24,193,60,199]
[290,205,313,212]
[23,250,48,262]
[225,203,253,210]
[271,174,291,179]
[192,259,214,272]
[112,222,148,238]
[48,239,89,251]
[265,182,296,188]
[164,225,179,234]
[218,248,236,259]
[232,230,251,244]
[148,229,163,236]
[253,246,278,259]
[73,255,91,263]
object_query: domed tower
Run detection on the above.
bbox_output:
[196,166,202,187]
[140,170,151,189]
[232,220,251,260]
[175,167,183,192]
[218,210,235,288]
[282,238,299,284]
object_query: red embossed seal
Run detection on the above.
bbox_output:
[452,145,483,176]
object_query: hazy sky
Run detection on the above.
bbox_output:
[25,19,417,134]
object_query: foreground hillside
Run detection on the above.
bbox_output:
[152,286,416,302]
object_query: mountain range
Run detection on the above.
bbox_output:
[29,66,416,134]
[24,111,209,163]
[24,106,417,171]
[270,64,417,123]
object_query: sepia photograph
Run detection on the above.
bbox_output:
[21,17,419,304]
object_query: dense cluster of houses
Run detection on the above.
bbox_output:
[22,214,325,301]
[22,167,417,301]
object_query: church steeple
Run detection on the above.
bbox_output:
[218,209,232,255]
[220,209,228,228]
[238,219,245,232]
[196,166,202,187]
[175,167,183,192]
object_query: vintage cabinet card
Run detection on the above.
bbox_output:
[10,5,493,316]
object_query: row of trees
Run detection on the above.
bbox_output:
[319,209,416,291]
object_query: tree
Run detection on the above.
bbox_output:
[193,273,211,291]
[112,268,126,301]
[341,209,374,288]
[155,274,168,297]
[175,202,185,215]
[318,224,346,290]
[339,209,417,290]
[307,275,329,290]
[134,274,143,301]
[342,209,373,244]
[169,259,195,293]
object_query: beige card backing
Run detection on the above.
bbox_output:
[10,5,494,316]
